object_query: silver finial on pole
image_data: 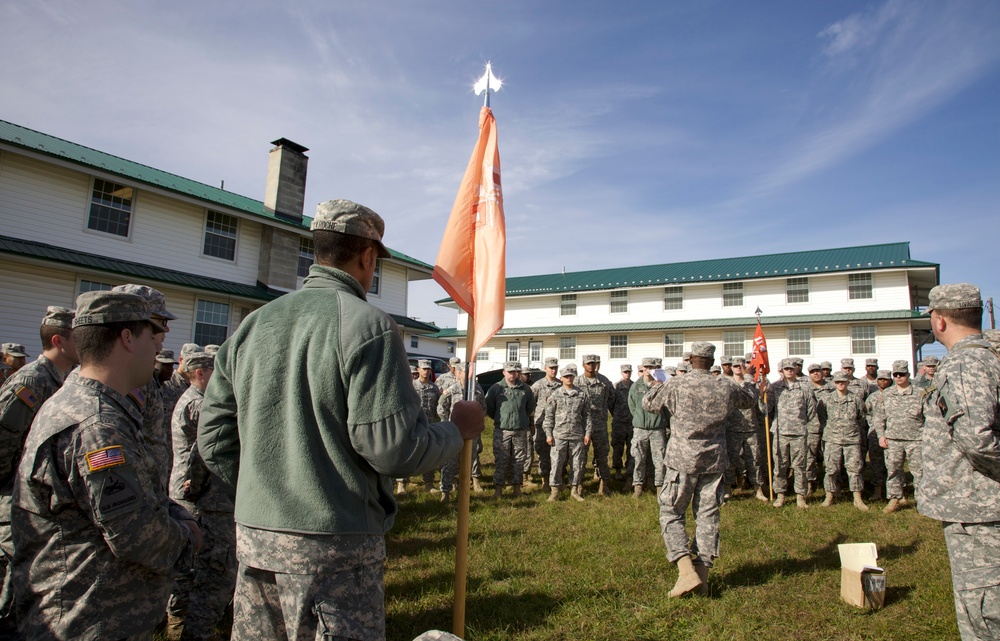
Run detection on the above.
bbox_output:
[473,62,502,107]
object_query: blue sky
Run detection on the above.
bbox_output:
[2,1,997,330]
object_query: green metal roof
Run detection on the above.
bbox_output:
[432,310,926,338]
[0,235,280,301]
[390,314,439,333]
[437,242,938,302]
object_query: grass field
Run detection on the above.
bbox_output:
[384,426,957,641]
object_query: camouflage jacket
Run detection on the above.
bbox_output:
[438,379,486,422]
[542,385,593,440]
[577,373,616,433]
[766,378,819,437]
[822,391,866,444]
[0,355,66,488]
[530,377,561,430]
[870,384,924,441]
[413,379,442,423]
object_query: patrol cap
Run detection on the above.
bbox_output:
[621,363,632,372]
[449,357,462,366]
[543,357,559,368]
[418,359,432,369]
[180,343,201,359]
[310,199,391,259]
[744,353,753,363]
[676,362,690,372]
[410,365,417,374]
[111,284,177,321]
[719,355,732,365]
[709,365,721,373]
[877,369,891,381]
[72,291,166,333]
[780,358,796,369]
[820,361,833,371]
[42,306,75,329]
[663,366,677,376]
[807,363,822,373]
[792,357,804,367]
[689,341,716,358]
[832,371,849,383]
[185,351,215,371]
[156,349,179,364]
[841,358,855,369]
[582,354,600,364]
[641,357,658,368]
[891,360,909,374]
[204,344,220,356]
[865,358,878,367]
[732,357,746,366]
[1,342,27,357]
[682,351,692,361]
[924,355,941,366]
[504,361,522,372]
[559,365,577,377]
[925,283,982,313]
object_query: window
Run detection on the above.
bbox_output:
[506,342,520,362]
[476,350,490,362]
[87,179,133,237]
[848,273,873,300]
[851,325,877,354]
[194,300,229,346]
[663,333,684,359]
[787,328,812,356]
[610,335,628,359]
[723,330,745,356]
[410,335,419,349]
[560,294,577,316]
[78,279,113,295]
[723,282,744,307]
[203,211,238,260]
[447,342,455,355]
[786,277,809,304]
[298,237,314,278]
[529,341,543,364]
[559,336,576,360]
[664,286,683,310]
[610,290,628,314]
[369,260,381,296]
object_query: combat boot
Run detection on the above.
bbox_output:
[822,491,837,507]
[522,476,537,488]
[899,496,908,506]
[547,487,560,502]
[165,614,183,641]
[668,556,704,598]
[796,494,809,509]
[633,485,643,498]
[439,491,450,503]
[883,498,900,513]
[853,492,869,512]
[772,493,786,508]
[394,480,406,495]
[870,485,883,501]
[472,478,483,493]
[722,484,733,502]
[755,487,768,502]
[693,562,710,596]
[571,485,585,502]
[492,486,503,499]
[512,484,522,497]
[424,481,435,492]
[598,480,611,497]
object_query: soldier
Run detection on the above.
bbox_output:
[820,372,869,510]
[914,354,940,389]
[543,365,593,502]
[156,349,179,385]
[632,357,669,497]
[436,356,460,391]
[709,365,721,376]
[611,363,635,482]
[414,359,443,492]
[720,355,734,379]
[863,358,879,386]
[767,357,819,508]
[871,360,926,513]
[864,369,892,500]
[168,349,213,510]
[820,361,834,383]
[676,361,690,375]
[437,362,486,501]
[805,362,834,496]
[577,354,616,496]
[0,306,77,635]
[485,361,535,497]
[916,284,1000,641]
[725,362,768,502]
[11,291,200,639]
[410,365,419,380]
[0,344,27,382]
[531,357,561,492]
[198,200,482,639]
[161,343,198,418]
[645,341,753,597]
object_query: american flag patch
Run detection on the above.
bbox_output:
[85,446,126,472]
[127,388,145,409]
[15,385,39,410]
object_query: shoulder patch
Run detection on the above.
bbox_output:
[15,385,39,410]
[127,388,146,409]
[86,445,126,472]
[97,469,141,518]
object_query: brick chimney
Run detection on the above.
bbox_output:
[263,138,309,222]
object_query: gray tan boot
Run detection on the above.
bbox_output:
[512,484,522,497]
[547,487,560,502]
[772,493,786,508]
[797,493,810,509]
[693,562,710,596]
[394,480,406,495]
[571,485,585,502]
[755,487,768,502]
[439,491,450,503]
[472,478,483,493]
[822,491,836,507]
[633,484,643,498]
[722,484,733,502]
[883,498,900,513]
[165,614,184,641]
[853,491,869,512]
[598,480,611,496]
[668,556,704,598]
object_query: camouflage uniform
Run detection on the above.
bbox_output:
[724,378,766,490]
[767,378,819,496]
[414,378,442,487]
[822,389,866,493]
[531,374,562,484]
[649,357,754,567]
[437,379,486,494]
[807,380,834,487]
[870,383,925,500]
[577,368,616,481]
[865,379,890,496]
[632,376,669,487]
[542,384,593,486]
[12,372,195,639]
[484,376,535,487]
[611,371,635,477]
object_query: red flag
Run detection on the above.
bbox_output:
[750,321,770,385]
[433,106,506,355]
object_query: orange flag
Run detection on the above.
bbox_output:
[751,320,770,385]
[433,106,506,355]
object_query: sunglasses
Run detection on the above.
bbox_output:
[893,372,909,377]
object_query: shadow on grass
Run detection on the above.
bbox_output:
[387,589,560,641]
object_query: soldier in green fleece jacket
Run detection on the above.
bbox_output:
[197,200,485,641]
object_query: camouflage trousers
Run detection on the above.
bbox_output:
[588,419,612,480]
[183,509,237,640]
[611,419,634,473]
[549,438,587,487]
[772,434,808,495]
[725,431,765,489]
[233,526,385,641]
[523,428,535,476]
[471,435,483,479]
[658,469,724,568]
[822,441,863,493]
[867,430,887,493]
[534,427,551,481]
[806,431,824,483]
[0,518,14,637]
[167,498,199,618]
[493,428,528,487]
[942,521,1000,641]
[631,428,666,487]
[886,439,922,500]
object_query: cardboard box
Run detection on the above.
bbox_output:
[838,543,886,610]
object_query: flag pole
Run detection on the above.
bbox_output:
[453,317,476,638]
[756,308,774,502]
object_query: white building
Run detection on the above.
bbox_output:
[435,244,940,379]
[0,119,441,355]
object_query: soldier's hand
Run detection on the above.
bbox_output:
[584,435,591,446]
[546,437,554,446]
[181,518,203,553]
[450,400,486,440]
[879,436,888,448]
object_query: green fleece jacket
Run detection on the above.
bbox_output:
[198,265,463,536]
